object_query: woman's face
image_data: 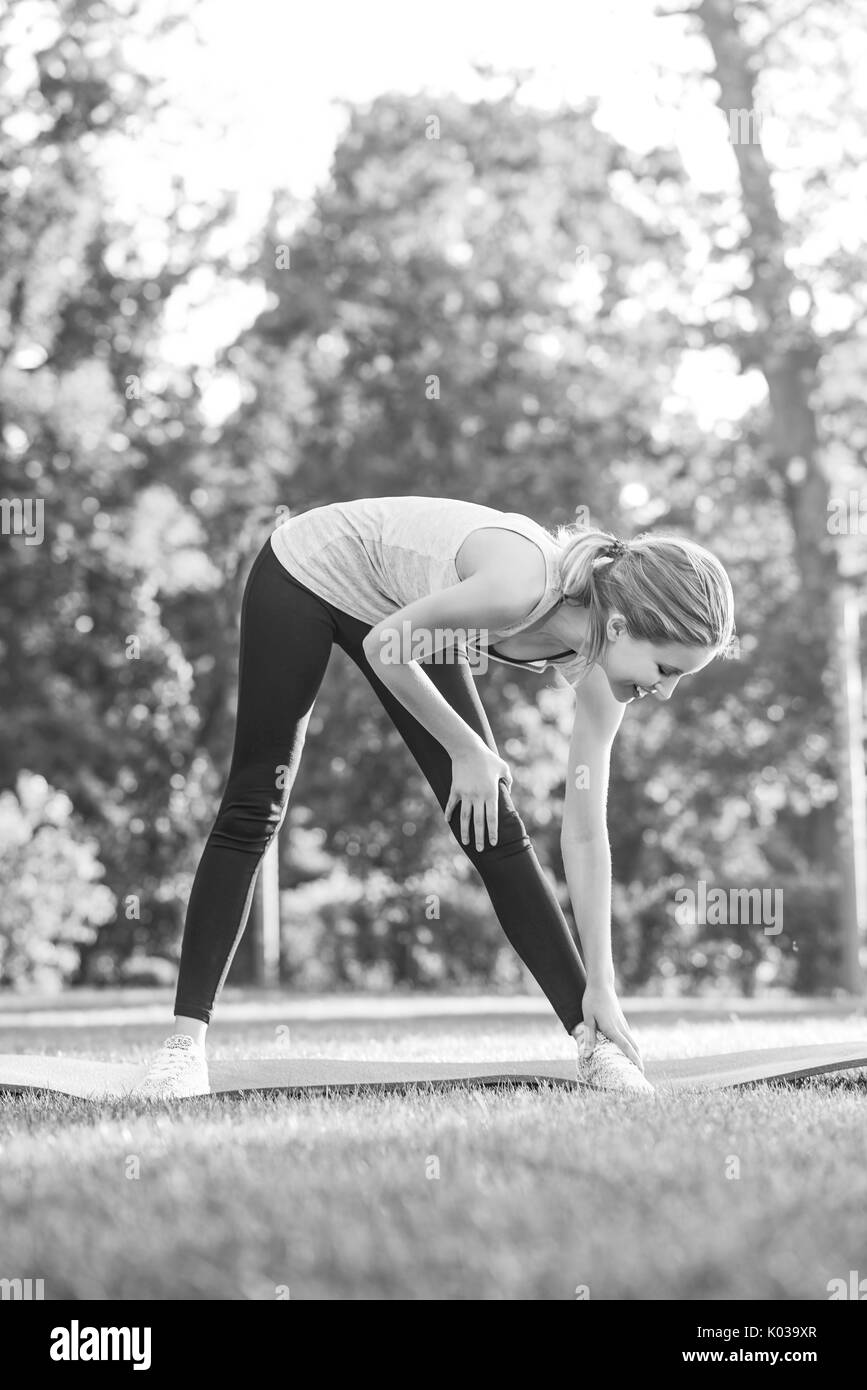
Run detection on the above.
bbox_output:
[599,613,717,703]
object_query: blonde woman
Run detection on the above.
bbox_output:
[134,496,734,1099]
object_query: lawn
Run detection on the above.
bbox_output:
[1,994,866,1300]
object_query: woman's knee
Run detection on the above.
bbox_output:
[209,764,290,853]
[447,791,531,860]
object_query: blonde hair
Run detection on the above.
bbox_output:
[547,521,736,669]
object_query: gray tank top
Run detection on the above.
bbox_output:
[269,495,590,688]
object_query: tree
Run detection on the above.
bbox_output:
[0,0,234,977]
[653,0,867,988]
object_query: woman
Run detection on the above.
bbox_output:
[133,495,735,1098]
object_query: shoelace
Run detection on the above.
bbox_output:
[586,1031,620,1059]
[584,1034,635,1073]
[592,1045,636,1074]
[591,1045,653,1092]
[146,1048,199,1080]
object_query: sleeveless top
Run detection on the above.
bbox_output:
[269,495,590,689]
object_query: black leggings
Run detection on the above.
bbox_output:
[174,538,587,1033]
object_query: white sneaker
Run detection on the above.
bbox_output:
[131,1034,210,1099]
[575,1027,655,1095]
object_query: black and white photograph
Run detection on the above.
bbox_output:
[1,0,866,1338]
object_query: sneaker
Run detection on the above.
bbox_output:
[131,1034,210,1099]
[575,1027,655,1095]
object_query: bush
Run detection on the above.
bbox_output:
[279,862,526,992]
[0,771,116,992]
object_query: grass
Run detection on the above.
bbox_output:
[1,998,867,1300]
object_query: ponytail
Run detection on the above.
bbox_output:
[548,520,736,669]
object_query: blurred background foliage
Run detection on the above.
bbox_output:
[0,0,864,996]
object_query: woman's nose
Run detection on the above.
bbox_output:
[653,677,677,700]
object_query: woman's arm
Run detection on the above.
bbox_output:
[560,662,626,983]
[560,835,616,984]
[362,566,543,761]
[560,665,645,1069]
[362,562,546,848]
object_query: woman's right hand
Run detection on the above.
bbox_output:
[444,746,513,851]
[580,982,645,1072]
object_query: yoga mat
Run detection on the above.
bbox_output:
[0,1041,866,1100]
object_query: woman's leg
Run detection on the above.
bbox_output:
[342,640,587,1035]
[172,542,336,1030]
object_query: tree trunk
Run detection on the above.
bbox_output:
[695,0,864,991]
